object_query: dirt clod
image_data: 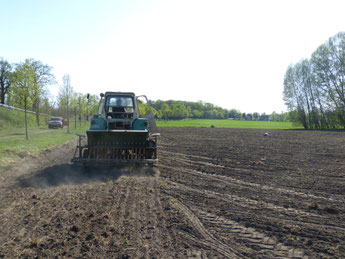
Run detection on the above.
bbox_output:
[323,206,339,214]
[307,201,319,210]
[70,225,79,233]
[85,234,94,241]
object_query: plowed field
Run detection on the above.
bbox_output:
[0,127,344,258]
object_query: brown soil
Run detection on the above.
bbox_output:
[0,128,344,258]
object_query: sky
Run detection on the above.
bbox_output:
[1,0,345,114]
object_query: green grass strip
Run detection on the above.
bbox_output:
[0,122,89,168]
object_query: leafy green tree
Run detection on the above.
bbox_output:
[259,113,270,121]
[270,111,287,122]
[75,93,98,124]
[283,63,309,128]
[26,59,56,126]
[160,103,172,119]
[10,61,36,140]
[283,32,345,129]
[138,102,150,116]
[229,109,241,119]
[192,109,203,118]
[88,94,96,115]
[41,97,52,124]
[311,33,345,128]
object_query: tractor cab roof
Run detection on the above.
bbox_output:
[104,92,135,97]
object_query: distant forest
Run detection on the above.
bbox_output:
[148,100,287,122]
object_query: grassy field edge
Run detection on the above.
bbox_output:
[0,124,89,169]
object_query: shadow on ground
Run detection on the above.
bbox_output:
[16,164,154,188]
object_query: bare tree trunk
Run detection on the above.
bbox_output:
[36,111,40,126]
[24,103,28,140]
[0,88,5,104]
[79,97,81,127]
[67,105,70,133]
[74,108,76,129]
[33,99,40,126]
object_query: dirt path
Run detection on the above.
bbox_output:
[0,127,344,258]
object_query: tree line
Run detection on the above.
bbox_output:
[0,56,291,137]
[147,100,289,121]
[283,32,345,129]
[149,100,228,119]
[0,58,100,138]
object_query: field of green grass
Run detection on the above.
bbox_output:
[157,119,299,129]
[0,107,92,167]
[0,123,89,168]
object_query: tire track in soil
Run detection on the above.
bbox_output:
[161,164,321,219]
[161,150,342,203]
[194,209,307,259]
[169,188,307,258]
[164,177,345,253]
[160,152,345,238]
[171,199,241,259]
[165,168,345,237]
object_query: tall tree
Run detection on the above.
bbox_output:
[0,58,12,104]
[26,59,56,126]
[283,63,308,128]
[58,74,73,133]
[311,33,345,128]
[10,61,36,140]
[283,32,345,129]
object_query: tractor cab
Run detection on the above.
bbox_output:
[96,92,137,130]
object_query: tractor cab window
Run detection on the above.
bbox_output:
[105,96,134,118]
[107,96,133,107]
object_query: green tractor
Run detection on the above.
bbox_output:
[72,92,160,166]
